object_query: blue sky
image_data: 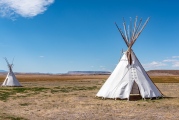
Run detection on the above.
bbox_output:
[0,0,179,73]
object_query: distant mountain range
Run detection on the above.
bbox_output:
[1,70,179,76]
[0,70,7,73]
[0,70,111,75]
[67,71,111,75]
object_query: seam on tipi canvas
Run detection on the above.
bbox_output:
[108,67,131,98]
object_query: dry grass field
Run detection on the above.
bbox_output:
[0,74,179,120]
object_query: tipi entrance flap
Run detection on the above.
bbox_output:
[130,81,140,94]
[132,53,162,98]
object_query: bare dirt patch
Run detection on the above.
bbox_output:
[0,75,179,120]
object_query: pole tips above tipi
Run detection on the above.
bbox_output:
[115,16,150,47]
[115,16,150,65]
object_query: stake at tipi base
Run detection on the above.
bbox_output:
[1,58,22,87]
[96,16,163,100]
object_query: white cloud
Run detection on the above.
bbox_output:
[100,66,106,70]
[39,56,44,58]
[163,59,177,62]
[143,61,166,69]
[0,0,54,18]
[100,66,105,68]
[172,56,179,58]
[143,55,179,70]
[150,61,166,67]
[163,57,179,68]
[172,62,179,67]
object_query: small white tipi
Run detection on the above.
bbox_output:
[96,17,162,100]
[2,58,21,87]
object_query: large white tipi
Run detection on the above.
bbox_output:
[96,17,162,100]
[2,58,21,87]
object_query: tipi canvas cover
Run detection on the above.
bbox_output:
[2,58,21,87]
[96,17,162,100]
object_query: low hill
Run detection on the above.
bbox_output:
[147,70,179,76]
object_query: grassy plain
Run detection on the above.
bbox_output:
[0,74,179,120]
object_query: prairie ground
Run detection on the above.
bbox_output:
[0,74,179,120]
